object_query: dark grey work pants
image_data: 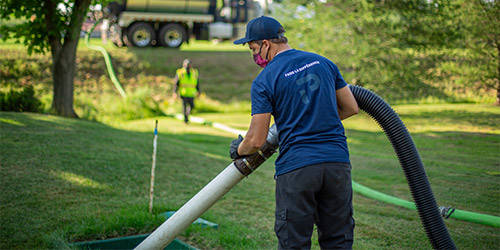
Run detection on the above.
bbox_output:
[275,162,354,250]
[181,96,194,123]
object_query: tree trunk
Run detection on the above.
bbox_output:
[496,43,499,105]
[51,45,78,117]
[46,0,91,117]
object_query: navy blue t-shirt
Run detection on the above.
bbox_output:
[251,49,349,176]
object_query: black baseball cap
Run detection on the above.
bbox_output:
[233,16,284,45]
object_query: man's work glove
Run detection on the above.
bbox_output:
[229,135,244,160]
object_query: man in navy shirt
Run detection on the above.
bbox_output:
[230,16,359,249]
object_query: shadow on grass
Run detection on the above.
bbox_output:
[0,112,236,249]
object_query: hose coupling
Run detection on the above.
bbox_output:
[439,206,456,219]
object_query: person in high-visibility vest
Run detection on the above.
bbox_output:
[173,59,200,123]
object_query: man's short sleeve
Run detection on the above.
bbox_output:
[251,80,273,115]
[327,61,347,90]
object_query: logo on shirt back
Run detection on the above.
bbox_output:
[284,61,321,105]
[296,74,320,104]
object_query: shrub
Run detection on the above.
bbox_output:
[74,86,166,121]
[0,85,42,112]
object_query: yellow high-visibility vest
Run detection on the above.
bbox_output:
[176,68,198,97]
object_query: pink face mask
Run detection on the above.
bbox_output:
[253,44,269,68]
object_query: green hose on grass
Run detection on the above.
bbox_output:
[85,19,127,98]
[169,114,500,228]
[352,181,500,227]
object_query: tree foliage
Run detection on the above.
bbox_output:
[277,0,499,103]
[0,0,98,117]
[0,0,97,54]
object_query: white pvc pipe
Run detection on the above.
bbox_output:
[135,162,246,250]
[212,122,246,136]
[173,113,247,136]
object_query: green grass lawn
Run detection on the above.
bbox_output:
[1,103,499,249]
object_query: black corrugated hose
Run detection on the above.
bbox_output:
[349,85,456,249]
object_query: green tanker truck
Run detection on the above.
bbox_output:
[105,0,262,48]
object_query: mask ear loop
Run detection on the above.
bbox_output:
[258,42,271,61]
[264,41,271,61]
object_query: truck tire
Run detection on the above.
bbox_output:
[159,24,187,48]
[127,22,156,47]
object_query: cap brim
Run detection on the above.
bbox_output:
[233,37,252,45]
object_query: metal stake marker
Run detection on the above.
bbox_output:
[149,120,159,214]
